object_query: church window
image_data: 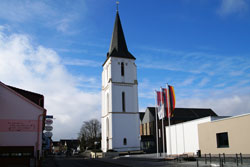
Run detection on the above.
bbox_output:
[123,138,127,145]
[106,118,109,138]
[121,62,124,76]
[107,93,109,113]
[122,92,125,112]
[106,67,108,81]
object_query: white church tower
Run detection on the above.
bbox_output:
[101,11,140,152]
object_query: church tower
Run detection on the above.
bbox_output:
[101,11,140,152]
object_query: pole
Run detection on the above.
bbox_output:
[154,90,159,158]
[160,87,165,157]
[166,85,172,156]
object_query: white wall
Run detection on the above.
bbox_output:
[112,113,140,151]
[101,57,140,152]
[165,117,213,155]
[0,83,44,157]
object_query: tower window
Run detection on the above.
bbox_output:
[107,93,109,113]
[123,138,127,145]
[122,92,125,112]
[121,62,124,76]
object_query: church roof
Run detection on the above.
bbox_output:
[106,11,135,61]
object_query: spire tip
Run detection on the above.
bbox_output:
[116,1,119,12]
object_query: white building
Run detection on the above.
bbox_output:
[101,11,140,152]
[0,81,46,166]
[165,116,225,155]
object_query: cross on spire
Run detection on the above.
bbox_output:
[116,1,119,11]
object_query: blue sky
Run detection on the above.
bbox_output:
[0,0,250,140]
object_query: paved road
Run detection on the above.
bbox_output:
[42,157,126,167]
[42,156,250,167]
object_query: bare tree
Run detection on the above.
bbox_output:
[78,119,101,151]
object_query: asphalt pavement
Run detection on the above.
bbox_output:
[42,156,250,167]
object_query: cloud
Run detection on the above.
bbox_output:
[0,27,100,140]
[0,0,87,33]
[177,95,250,116]
[217,0,248,17]
[63,58,102,67]
[136,45,250,117]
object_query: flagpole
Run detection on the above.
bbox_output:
[154,90,159,158]
[160,87,165,157]
[167,84,172,156]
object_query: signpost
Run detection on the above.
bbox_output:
[45,119,53,125]
[44,131,53,138]
[45,125,53,131]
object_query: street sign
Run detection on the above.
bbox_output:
[44,131,53,138]
[45,119,53,125]
[45,125,53,131]
[46,115,53,119]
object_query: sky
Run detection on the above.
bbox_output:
[0,0,250,140]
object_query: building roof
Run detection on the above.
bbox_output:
[0,82,45,111]
[105,11,135,63]
[142,107,218,124]
[7,85,44,108]
[139,112,145,122]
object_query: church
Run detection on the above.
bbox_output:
[101,10,140,152]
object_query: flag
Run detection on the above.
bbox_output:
[168,85,176,117]
[162,88,170,118]
[156,91,165,119]
[156,91,162,106]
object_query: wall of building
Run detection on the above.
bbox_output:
[165,116,214,155]
[101,57,140,152]
[198,114,250,154]
[0,84,44,157]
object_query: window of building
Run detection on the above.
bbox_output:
[106,93,109,113]
[123,138,127,145]
[122,92,125,112]
[216,132,229,148]
[121,62,124,76]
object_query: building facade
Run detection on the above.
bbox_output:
[0,82,46,166]
[198,113,250,154]
[165,116,224,155]
[101,11,140,152]
[140,107,218,153]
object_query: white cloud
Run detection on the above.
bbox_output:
[63,58,102,67]
[177,95,250,116]
[0,0,87,33]
[198,77,209,87]
[217,0,248,16]
[0,27,100,140]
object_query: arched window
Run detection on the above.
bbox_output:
[106,118,109,150]
[123,138,127,145]
[107,93,109,113]
[106,118,109,138]
[122,92,125,112]
[121,62,124,76]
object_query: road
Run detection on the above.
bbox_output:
[42,156,250,167]
[42,157,126,167]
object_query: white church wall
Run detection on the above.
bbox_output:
[111,84,138,113]
[112,114,140,151]
[110,57,136,84]
[166,116,212,155]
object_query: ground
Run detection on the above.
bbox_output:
[42,155,250,167]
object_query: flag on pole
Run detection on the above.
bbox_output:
[156,91,162,106]
[156,91,164,119]
[168,85,176,117]
[162,88,169,118]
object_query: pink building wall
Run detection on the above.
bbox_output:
[0,83,45,157]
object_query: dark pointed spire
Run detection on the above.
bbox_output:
[107,11,135,60]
